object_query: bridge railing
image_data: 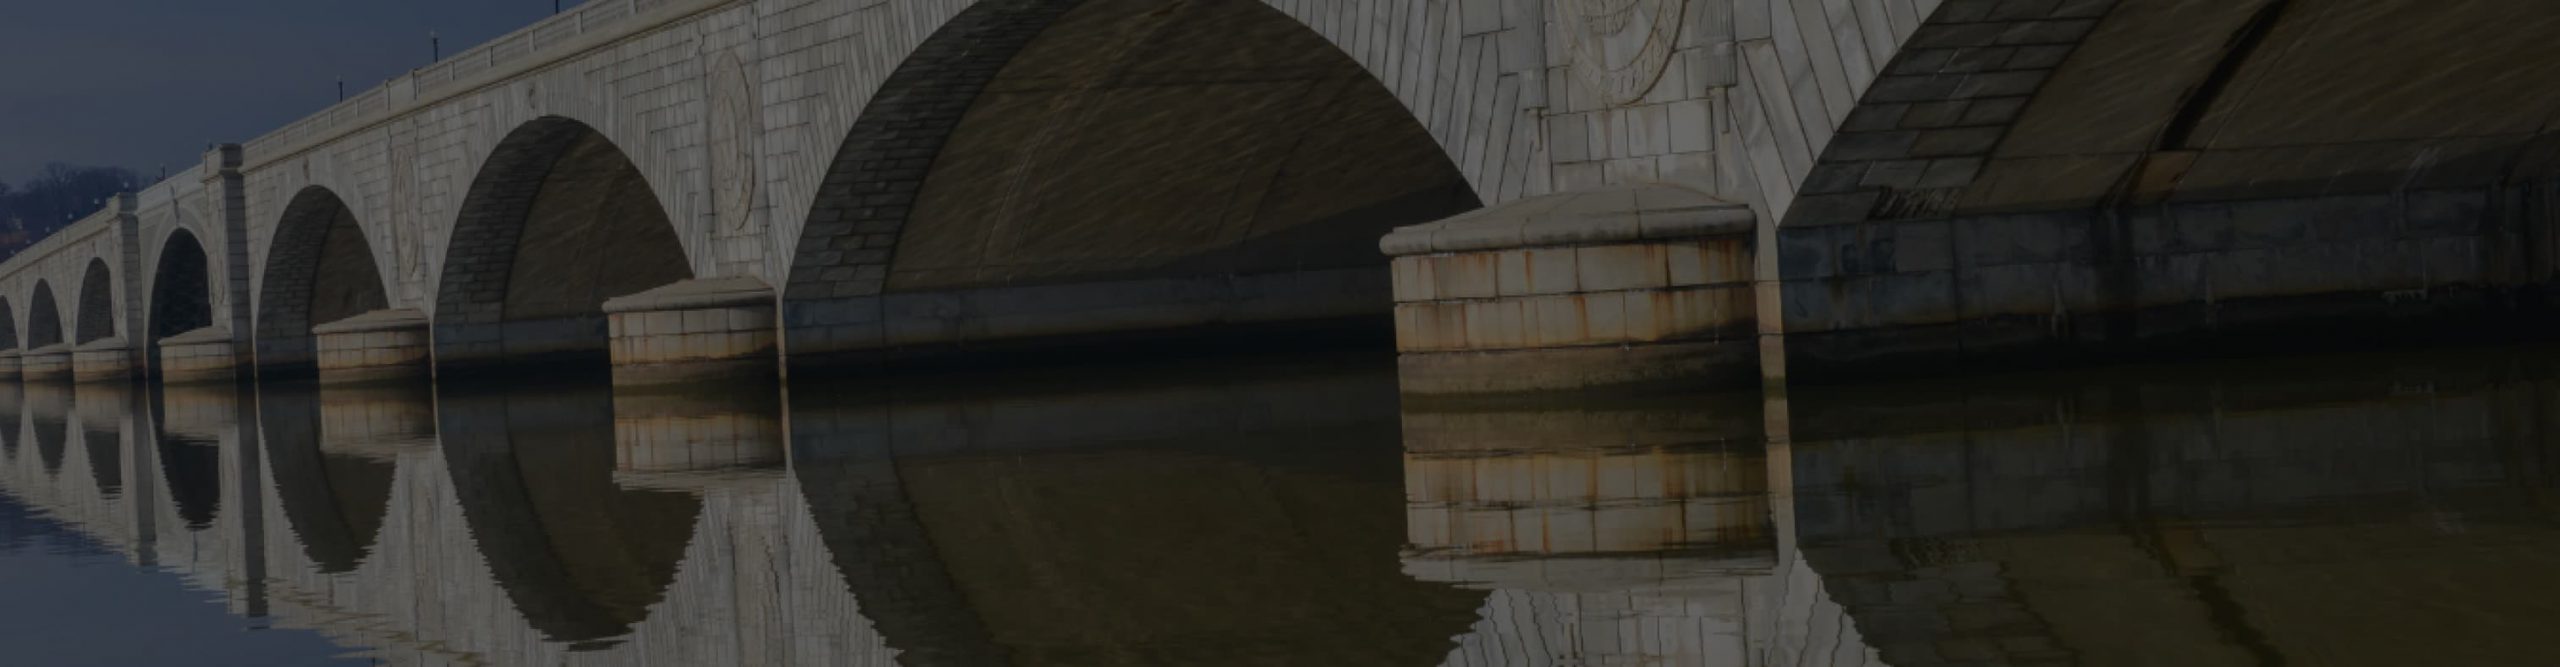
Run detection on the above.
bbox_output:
[239,0,723,169]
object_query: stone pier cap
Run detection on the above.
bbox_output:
[311,308,430,335]
[158,326,233,346]
[157,326,239,383]
[601,275,775,314]
[1382,184,1764,396]
[602,276,777,383]
[1379,184,1753,256]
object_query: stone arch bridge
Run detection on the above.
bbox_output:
[2,0,2548,390]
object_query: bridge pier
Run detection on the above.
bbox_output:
[156,327,237,384]
[309,309,430,382]
[1384,185,1766,395]
[602,277,776,385]
[23,344,71,381]
[0,351,20,380]
[71,339,135,382]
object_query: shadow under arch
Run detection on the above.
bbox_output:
[430,115,692,372]
[26,281,64,350]
[255,186,391,375]
[254,379,393,572]
[436,373,701,644]
[146,228,215,372]
[73,258,117,346]
[0,296,18,352]
[780,0,1482,364]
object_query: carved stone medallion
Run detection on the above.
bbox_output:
[389,132,422,287]
[706,51,758,232]
[1557,0,1688,106]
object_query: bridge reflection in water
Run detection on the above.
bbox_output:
[2,348,2560,665]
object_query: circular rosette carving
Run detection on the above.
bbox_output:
[1558,0,1688,106]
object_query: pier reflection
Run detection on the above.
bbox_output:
[0,347,2557,664]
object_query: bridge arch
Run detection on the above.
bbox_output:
[72,258,118,346]
[26,281,65,350]
[255,186,393,373]
[431,115,695,369]
[146,228,214,363]
[0,297,17,351]
[781,0,1485,360]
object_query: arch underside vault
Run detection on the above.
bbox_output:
[256,187,391,372]
[780,0,1481,363]
[73,259,116,346]
[432,117,693,370]
[26,282,63,351]
[1757,0,2560,377]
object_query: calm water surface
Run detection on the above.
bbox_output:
[4,345,2560,665]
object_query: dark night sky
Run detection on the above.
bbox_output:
[0,0,592,185]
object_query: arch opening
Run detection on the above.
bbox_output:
[0,297,18,351]
[782,0,1480,362]
[433,116,693,370]
[26,282,63,350]
[149,230,213,340]
[148,229,215,372]
[73,258,117,346]
[256,187,391,373]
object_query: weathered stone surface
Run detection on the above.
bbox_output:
[0,0,2550,392]
[312,309,429,382]
[156,326,238,383]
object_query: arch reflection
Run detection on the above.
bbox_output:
[257,379,400,573]
[437,374,701,644]
[0,382,20,461]
[789,360,1485,665]
[27,382,68,477]
[72,381,129,498]
[152,382,232,530]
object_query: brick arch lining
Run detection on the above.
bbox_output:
[255,186,391,372]
[26,282,63,349]
[72,259,115,345]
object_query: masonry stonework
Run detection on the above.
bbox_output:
[0,0,2549,395]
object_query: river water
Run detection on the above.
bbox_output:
[3,343,2559,666]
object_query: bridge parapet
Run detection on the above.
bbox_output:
[237,0,729,170]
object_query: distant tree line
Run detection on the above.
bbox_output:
[0,164,141,261]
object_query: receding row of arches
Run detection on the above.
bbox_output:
[0,257,131,354]
[0,0,1482,376]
